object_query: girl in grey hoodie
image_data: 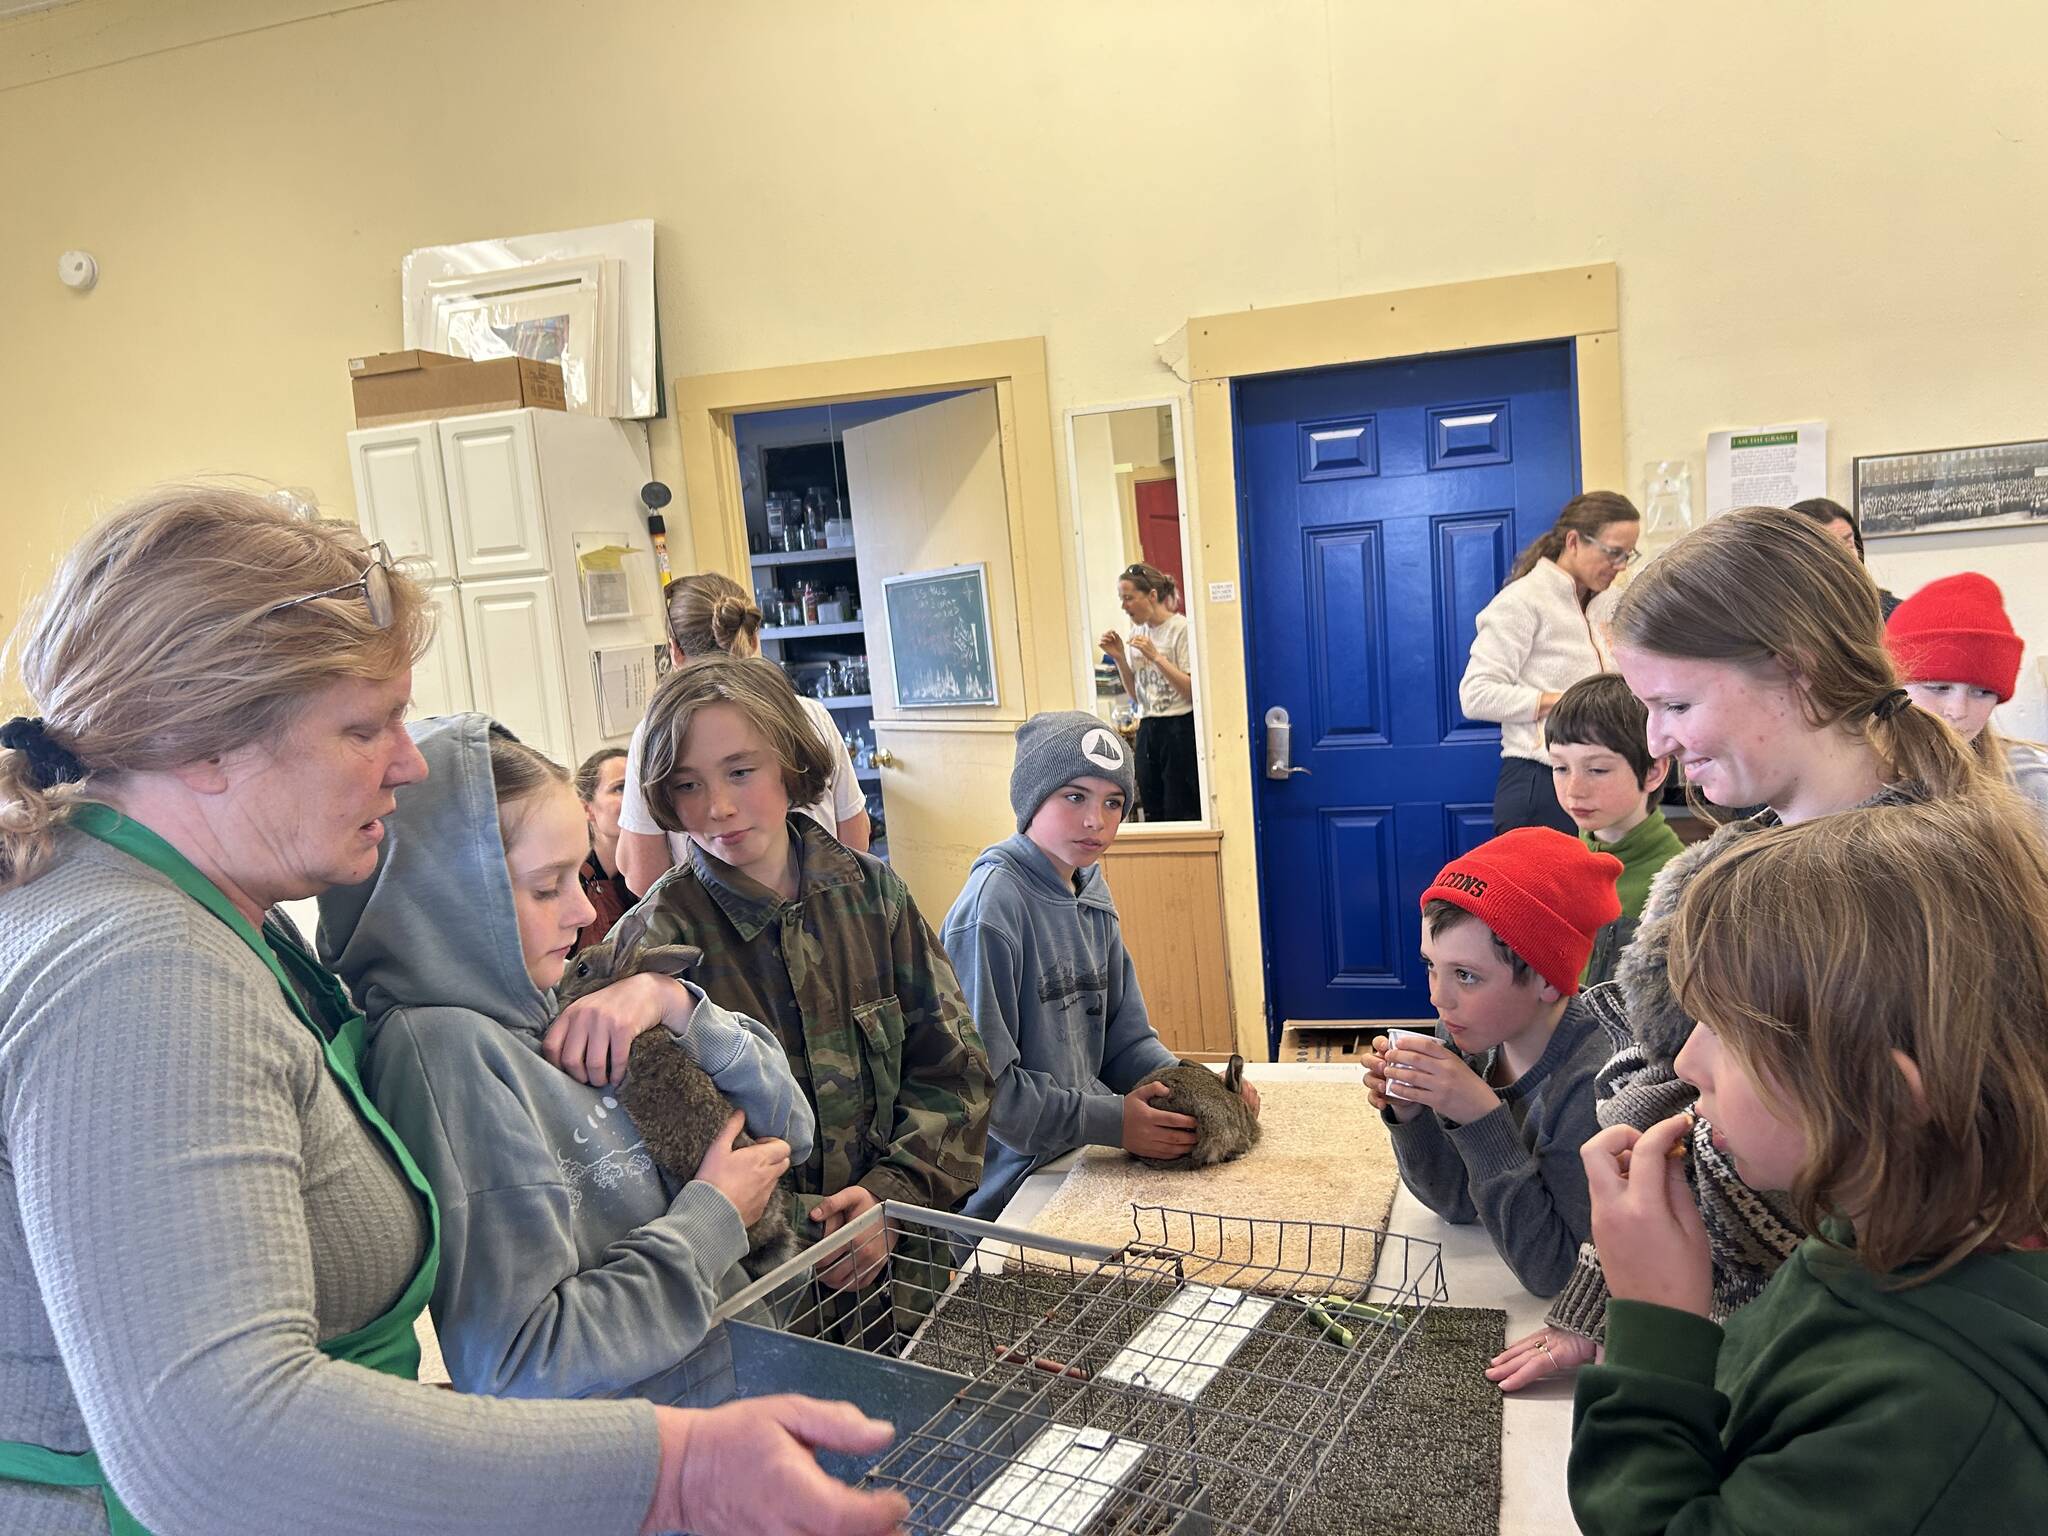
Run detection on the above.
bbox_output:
[320,715,814,1403]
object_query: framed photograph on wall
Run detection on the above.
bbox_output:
[1855,437,2048,540]
[881,563,999,708]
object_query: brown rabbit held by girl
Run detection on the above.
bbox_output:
[1130,1054,1262,1170]
[556,913,799,1278]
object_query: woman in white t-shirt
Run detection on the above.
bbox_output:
[617,573,867,894]
[1101,562,1199,821]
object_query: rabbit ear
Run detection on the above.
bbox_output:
[608,906,653,965]
[635,944,703,980]
[1222,1054,1246,1094]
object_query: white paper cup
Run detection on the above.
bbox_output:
[1379,1028,1438,1099]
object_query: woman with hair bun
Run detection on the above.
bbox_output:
[0,486,906,1536]
[1460,491,1642,834]
[617,572,868,895]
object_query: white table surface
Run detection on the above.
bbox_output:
[997,1061,1578,1536]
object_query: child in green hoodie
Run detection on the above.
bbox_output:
[1569,794,2048,1533]
[1545,672,1683,987]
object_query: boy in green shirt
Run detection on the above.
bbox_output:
[1568,795,2048,1534]
[1546,673,1684,987]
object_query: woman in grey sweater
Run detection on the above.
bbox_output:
[0,487,906,1536]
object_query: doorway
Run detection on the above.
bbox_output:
[672,338,1074,924]
[1239,341,1582,1026]
[732,391,967,866]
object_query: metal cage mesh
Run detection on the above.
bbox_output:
[700,1201,1448,1536]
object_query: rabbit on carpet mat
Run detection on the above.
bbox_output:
[1130,1054,1262,1170]
[555,912,799,1278]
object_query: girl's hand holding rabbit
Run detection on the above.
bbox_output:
[543,972,695,1086]
[696,1111,792,1227]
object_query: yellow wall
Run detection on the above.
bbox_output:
[7,0,2048,1025]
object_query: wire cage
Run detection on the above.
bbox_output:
[668,1201,1448,1535]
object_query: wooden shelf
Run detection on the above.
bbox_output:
[816,694,874,710]
[854,766,882,783]
[750,547,858,568]
[760,620,866,639]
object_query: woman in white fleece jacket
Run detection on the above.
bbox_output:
[1460,491,1642,834]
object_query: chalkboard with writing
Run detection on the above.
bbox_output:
[881,563,999,708]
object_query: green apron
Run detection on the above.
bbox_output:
[0,805,443,1534]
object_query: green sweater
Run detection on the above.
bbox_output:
[1579,809,1685,987]
[1570,1226,2048,1534]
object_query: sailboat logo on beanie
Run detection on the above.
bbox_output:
[1081,727,1126,771]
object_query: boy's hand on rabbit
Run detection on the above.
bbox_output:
[1365,1037,1425,1123]
[544,972,693,1087]
[1122,1081,1200,1160]
[808,1185,893,1290]
[1379,1035,1496,1126]
[1582,1117,1712,1318]
[696,1111,791,1227]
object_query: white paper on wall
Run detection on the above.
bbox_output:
[1705,422,1827,517]
[590,642,671,739]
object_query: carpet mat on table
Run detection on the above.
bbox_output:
[1313,1303,1507,1536]
[1022,1080,1401,1293]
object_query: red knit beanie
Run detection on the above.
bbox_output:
[1421,828,1622,996]
[1885,573,2024,703]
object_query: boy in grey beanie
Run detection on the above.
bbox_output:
[945,711,1257,1218]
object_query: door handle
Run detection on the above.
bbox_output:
[872,747,897,769]
[1264,706,1311,779]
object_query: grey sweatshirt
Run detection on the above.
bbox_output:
[943,834,1177,1220]
[0,826,656,1536]
[1384,999,1604,1297]
[319,713,815,1403]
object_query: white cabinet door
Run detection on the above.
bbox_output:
[409,581,474,723]
[461,575,573,765]
[347,423,454,580]
[439,413,548,579]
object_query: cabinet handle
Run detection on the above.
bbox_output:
[872,748,898,769]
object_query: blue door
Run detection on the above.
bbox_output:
[1238,341,1581,1032]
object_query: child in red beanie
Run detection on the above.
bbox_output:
[1887,572,2048,825]
[1366,828,1623,1296]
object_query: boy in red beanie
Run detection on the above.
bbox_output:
[1366,828,1623,1296]
[1887,572,2048,825]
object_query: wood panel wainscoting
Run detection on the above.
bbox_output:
[1096,828,1234,1057]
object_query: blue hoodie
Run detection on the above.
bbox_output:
[943,833,1177,1220]
[317,714,814,1403]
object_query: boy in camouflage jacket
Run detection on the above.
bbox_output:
[628,655,991,1282]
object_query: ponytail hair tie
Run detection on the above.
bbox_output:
[1870,687,1911,722]
[1,716,88,790]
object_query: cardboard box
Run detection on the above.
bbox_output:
[348,349,568,426]
[1275,1024,1373,1065]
